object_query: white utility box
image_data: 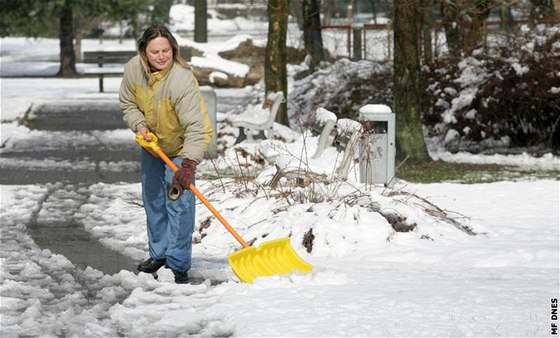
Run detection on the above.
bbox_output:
[358,104,396,187]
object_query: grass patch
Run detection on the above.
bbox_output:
[396,160,560,184]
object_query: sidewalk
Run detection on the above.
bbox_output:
[0,87,249,275]
[0,100,140,185]
[0,98,143,275]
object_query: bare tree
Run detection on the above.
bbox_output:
[421,0,434,65]
[58,0,77,76]
[194,0,208,42]
[393,0,430,160]
[1,0,155,77]
[440,0,493,56]
[265,0,290,126]
[302,0,325,69]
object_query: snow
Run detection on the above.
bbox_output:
[2,179,558,336]
[359,103,392,115]
[1,4,559,338]
[315,107,337,124]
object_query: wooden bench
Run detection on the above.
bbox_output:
[83,50,137,92]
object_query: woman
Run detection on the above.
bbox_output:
[120,25,213,284]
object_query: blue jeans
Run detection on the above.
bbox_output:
[140,149,195,273]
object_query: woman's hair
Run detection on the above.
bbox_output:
[137,24,189,74]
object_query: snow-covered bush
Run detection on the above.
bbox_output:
[423,24,560,154]
[290,25,559,155]
[289,59,392,127]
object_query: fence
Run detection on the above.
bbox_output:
[321,19,532,62]
[321,23,393,61]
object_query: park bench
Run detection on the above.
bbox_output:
[333,118,363,180]
[257,106,339,165]
[256,107,366,186]
[230,91,284,144]
[258,116,365,187]
[310,107,338,159]
[83,50,137,92]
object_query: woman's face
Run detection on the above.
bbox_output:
[146,37,173,71]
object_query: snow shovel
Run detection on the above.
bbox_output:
[135,132,313,283]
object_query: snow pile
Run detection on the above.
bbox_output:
[2,179,557,337]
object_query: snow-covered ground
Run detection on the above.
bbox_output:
[1,4,559,337]
[1,178,557,336]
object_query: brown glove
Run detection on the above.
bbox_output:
[168,159,197,201]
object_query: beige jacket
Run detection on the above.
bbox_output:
[119,55,213,163]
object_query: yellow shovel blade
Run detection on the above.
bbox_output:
[227,238,313,283]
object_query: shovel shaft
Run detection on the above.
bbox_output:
[136,133,314,283]
[153,148,250,249]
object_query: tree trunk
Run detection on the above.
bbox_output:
[421,0,433,65]
[462,1,491,54]
[194,0,208,43]
[290,0,304,29]
[323,0,333,26]
[302,0,324,69]
[57,0,77,77]
[440,0,460,56]
[393,0,429,161]
[441,0,491,56]
[500,4,515,31]
[265,0,290,126]
[530,0,557,23]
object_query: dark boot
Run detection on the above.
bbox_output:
[137,258,166,273]
[172,269,189,284]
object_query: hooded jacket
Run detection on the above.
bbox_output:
[120,55,213,163]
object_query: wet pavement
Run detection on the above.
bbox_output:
[25,101,130,131]
[1,100,142,275]
[25,182,140,275]
[1,102,140,185]
[1,90,250,276]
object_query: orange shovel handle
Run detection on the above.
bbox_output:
[136,133,250,249]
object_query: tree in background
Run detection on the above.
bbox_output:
[0,0,106,76]
[438,0,560,58]
[1,0,160,77]
[265,0,290,126]
[421,0,435,65]
[440,0,493,57]
[530,0,559,23]
[302,0,325,70]
[0,0,52,37]
[58,0,76,76]
[194,0,208,43]
[393,0,430,161]
[106,0,154,41]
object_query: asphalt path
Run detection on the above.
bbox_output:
[1,100,141,274]
[1,90,250,277]
[1,101,140,185]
